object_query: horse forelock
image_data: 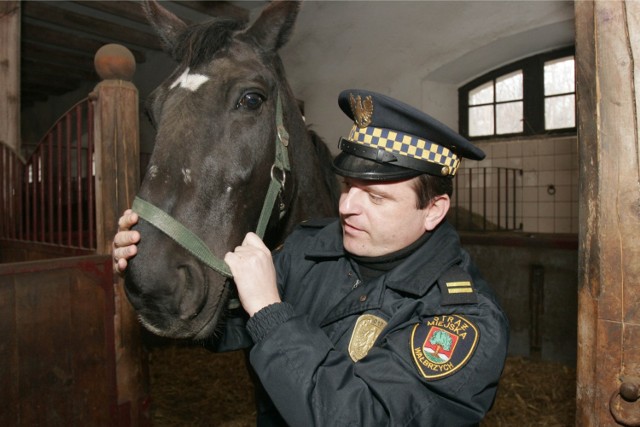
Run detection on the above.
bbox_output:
[174,18,247,69]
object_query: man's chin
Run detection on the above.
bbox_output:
[343,237,370,257]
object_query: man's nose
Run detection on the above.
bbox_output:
[339,188,360,215]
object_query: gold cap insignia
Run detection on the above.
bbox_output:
[348,314,387,362]
[349,94,374,128]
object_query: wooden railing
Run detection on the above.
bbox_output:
[1,99,96,249]
[1,43,148,425]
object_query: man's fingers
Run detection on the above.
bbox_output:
[242,232,270,254]
[115,244,137,260]
[118,210,139,232]
[113,230,140,248]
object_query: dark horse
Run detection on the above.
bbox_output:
[125,0,339,341]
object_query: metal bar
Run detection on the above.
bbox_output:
[57,123,63,245]
[16,155,23,240]
[76,104,83,247]
[529,264,545,359]
[513,169,518,230]
[468,168,473,230]
[47,134,54,243]
[66,114,72,246]
[483,168,487,231]
[505,167,510,231]
[497,168,502,230]
[87,100,95,249]
[39,149,45,241]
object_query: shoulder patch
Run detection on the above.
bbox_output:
[410,315,479,380]
[438,265,478,305]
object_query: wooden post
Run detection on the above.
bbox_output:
[0,1,20,153]
[576,1,640,425]
[91,44,149,425]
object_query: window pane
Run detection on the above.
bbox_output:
[469,81,493,105]
[496,70,522,102]
[545,56,575,96]
[496,101,523,134]
[545,94,575,129]
[469,105,494,136]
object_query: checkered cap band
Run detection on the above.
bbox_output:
[348,125,461,175]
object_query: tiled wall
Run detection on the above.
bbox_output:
[456,135,578,234]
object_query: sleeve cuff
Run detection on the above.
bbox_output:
[246,302,295,343]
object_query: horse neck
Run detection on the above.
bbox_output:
[279,109,339,237]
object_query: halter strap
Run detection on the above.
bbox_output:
[132,92,291,279]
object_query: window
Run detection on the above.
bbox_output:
[459,47,575,139]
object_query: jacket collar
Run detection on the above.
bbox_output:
[303,219,463,296]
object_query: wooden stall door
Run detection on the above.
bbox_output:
[0,256,125,426]
[576,1,640,425]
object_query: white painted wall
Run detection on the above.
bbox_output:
[279,1,575,155]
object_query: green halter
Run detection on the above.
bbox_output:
[132,92,291,278]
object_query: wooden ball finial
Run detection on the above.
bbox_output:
[94,44,136,81]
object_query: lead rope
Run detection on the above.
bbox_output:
[132,92,291,281]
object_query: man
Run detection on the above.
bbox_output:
[114,89,509,426]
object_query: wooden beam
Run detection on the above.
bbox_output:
[171,0,250,22]
[22,41,95,72]
[22,58,97,81]
[575,1,640,425]
[21,75,83,92]
[22,23,147,63]
[22,1,162,51]
[71,0,151,26]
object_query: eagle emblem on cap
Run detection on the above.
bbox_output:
[349,94,374,128]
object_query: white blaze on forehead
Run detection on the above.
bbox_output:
[169,67,209,92]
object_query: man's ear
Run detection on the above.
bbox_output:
[424,194,450,231]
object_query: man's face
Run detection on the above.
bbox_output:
[339,177,432,257]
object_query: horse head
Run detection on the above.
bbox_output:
[125,0,338,340]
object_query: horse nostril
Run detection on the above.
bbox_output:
[176,263,208,321]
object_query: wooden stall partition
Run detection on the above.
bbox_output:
[91,44,148,425]
[575,1,640,425]
[0,255,117,426]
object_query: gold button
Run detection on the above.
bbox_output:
[441,165,450,176]
[359,295,367,302]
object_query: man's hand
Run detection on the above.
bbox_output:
[113,209,140,275]
[224,232,281,317]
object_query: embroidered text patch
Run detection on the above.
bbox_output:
[410,315,479,380]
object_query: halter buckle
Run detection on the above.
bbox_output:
[270,164,287,190]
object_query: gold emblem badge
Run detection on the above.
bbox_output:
[349,94,374,128]
[348,314,387,362]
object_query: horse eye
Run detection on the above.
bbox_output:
[237,93,264,110]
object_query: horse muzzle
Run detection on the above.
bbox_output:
[123,219,229,339]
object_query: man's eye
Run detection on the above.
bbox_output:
[369,193,384,204]
[237,93,265,110]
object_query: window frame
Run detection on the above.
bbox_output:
[459,46,576,140]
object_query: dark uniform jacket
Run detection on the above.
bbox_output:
[221,218,509,426]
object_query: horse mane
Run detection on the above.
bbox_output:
[173,18,247,68]
[306,127,341,211]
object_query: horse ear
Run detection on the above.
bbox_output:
[143,0,187,53]
[247,0,301,52]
